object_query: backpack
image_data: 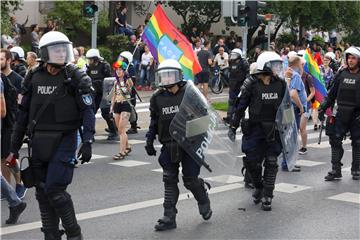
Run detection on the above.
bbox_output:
[2,75,18,127]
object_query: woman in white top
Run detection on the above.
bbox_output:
[111,60,133,160]
[139,45,154,90]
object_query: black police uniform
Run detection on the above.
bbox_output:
[319,68,360,180]
[145,82,212,230]
[12,62,27,78]
[231,75,286,210]
[10,64,95,239]
[86,61,117,137]
[226,56,249,122]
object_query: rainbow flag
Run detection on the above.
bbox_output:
[141,5,202,80]
[303,48,328,109]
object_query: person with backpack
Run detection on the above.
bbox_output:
[0,49,27,199]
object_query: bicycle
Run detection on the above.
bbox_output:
[209,67,229,94]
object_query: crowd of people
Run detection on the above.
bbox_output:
[0,8,359,239]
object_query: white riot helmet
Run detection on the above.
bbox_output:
[155,59,183,87]
[86,48,104,61]
[345,46,360,67]
[255,51,284,79]
[297,50,306,57]
[10,46,25,61]
[118,51,133,64]
[287,51,298,59]
[230,48,243,60]
[324,52,336,61]
[39,31,74,66]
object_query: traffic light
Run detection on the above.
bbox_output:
[245,1,267,27]
[83,1,98,18]
[237,2,249,27]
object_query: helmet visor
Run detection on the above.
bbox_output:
[230,52,240,60]
[47,43,74,65]
[270,61,284,79]
[155,69,181,87]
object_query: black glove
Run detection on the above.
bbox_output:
[145,139,156,156]
[318,108,326,122]
[77,142,92,164]
[228,127,236,142]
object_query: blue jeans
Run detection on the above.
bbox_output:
[140,67,150,86]
[119,26,134,36]
[1,176,22,207]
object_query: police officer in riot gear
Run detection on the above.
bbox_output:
[6,31,95,240]
[228,51,287,211]
[319,46,360,181]
[224,48,249,124]
[118,51,139,134]
[145,59,212,231]
[10,46,27,78]
[86,48,117,140]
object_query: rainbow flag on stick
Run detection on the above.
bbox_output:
[303,48,328,109]
[141,4,202,80]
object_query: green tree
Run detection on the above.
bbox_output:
[46,1,110,44]
[267,1,360,43]
[1,0,22,35]
[165,1,222,36]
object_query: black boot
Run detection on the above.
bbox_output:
[107,132,118,141]
[126,128,138,134]
[49,192,82,240]
[183,177,212,221]
[352,170,360,180]
[252,188,263,204]
[325,169,342,181]
[242,167,254,189]
[154,208,177,231]
[5,202,26,224]
[42,229,65,240]
[351,141,360,180]
[261,197,272,211]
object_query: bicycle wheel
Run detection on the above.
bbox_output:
[209,75,223,94]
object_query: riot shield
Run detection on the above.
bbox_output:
[275,86,298,171]
[100,77,116,109]
[169,81,241,179]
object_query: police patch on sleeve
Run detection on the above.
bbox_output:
[82,94,93,106]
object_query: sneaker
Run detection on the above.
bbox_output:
[324,170,342,181]
[6,202,27,224]
[298,147,308,155]
[126,128,138,134]
[15,184,27,200]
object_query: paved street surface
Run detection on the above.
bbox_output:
[1,89,359,240]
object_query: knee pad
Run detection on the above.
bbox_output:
[264,156,278,169]
[243,156,262,170]
[163,169,179,184]
[329,137,343,148]
[48,191,72,209]
[352,138,360,148]
[35,187,48,203]
[182,176,202,190]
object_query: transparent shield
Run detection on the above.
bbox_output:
[100,77,116,108]
[275,86,298,171]
[169,81,241,180]
[47,43,74,65]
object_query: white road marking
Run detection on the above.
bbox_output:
[205,175,244,184]
[91,154,108,160]
[296,160,326,167]
[328,192,360,204]
[275,183,312,193]
[0,183,244,236]
[109,160,151,167]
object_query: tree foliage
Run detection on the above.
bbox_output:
[165,1,221,36]
[267,1,360,44]
[1,0,22,35]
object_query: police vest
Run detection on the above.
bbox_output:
[29,69,81,131]
[249,78,285,122]
[336,70,360,109]
[229,59,245,82]
[87,63,105,82]
[155,86,186,144]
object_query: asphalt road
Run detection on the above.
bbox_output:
[1,89,359,240]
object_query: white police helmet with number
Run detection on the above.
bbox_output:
[118,51,133,64]
[39,31,74,66]
[230,48,243,60]
[345,46,360,66]
[155,59,183,87]
[85,48,104,61]
[10,46,25,61]
[255,51,284,79]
